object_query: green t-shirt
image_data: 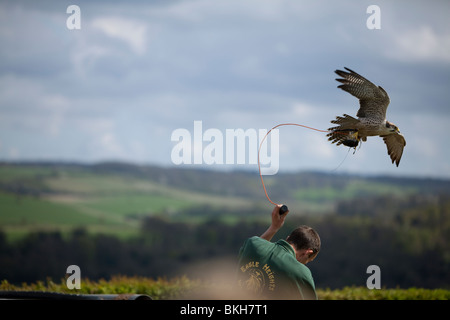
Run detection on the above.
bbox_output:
[237,236,317,300]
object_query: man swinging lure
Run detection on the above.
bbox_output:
[237,205,321,300]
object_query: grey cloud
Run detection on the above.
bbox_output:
[0,0,449,177]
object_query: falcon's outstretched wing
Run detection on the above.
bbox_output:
[335,67,390,122]
[382,133,406,167]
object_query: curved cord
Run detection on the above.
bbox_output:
[257,123,330,206]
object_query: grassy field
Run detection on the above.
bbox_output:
[0,164,253,239]
[294,180,416,203]
[1,276,448,300]
[1,163,449,298]
[1,162,449,240]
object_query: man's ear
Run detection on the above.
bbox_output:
[305,249,315,257]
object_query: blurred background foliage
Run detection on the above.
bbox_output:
[0,162,449,290]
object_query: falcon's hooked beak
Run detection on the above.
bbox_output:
[386,121,400,133]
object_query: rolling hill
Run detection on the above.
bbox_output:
[1,161,449,288]
[1,161,450,239]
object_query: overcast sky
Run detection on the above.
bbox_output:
[1,0,449,178]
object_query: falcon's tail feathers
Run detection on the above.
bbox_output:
[327,114,360,148]
[329,114,359,129]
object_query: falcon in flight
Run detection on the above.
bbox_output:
[327,67,406,166]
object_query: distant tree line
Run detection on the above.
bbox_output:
[3,161,450,203]
[1,193,449,289]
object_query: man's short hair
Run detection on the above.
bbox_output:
[286,225,321,255]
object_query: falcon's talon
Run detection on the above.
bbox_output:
[349,131,359,140]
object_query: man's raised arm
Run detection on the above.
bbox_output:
[260,204,289,241]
